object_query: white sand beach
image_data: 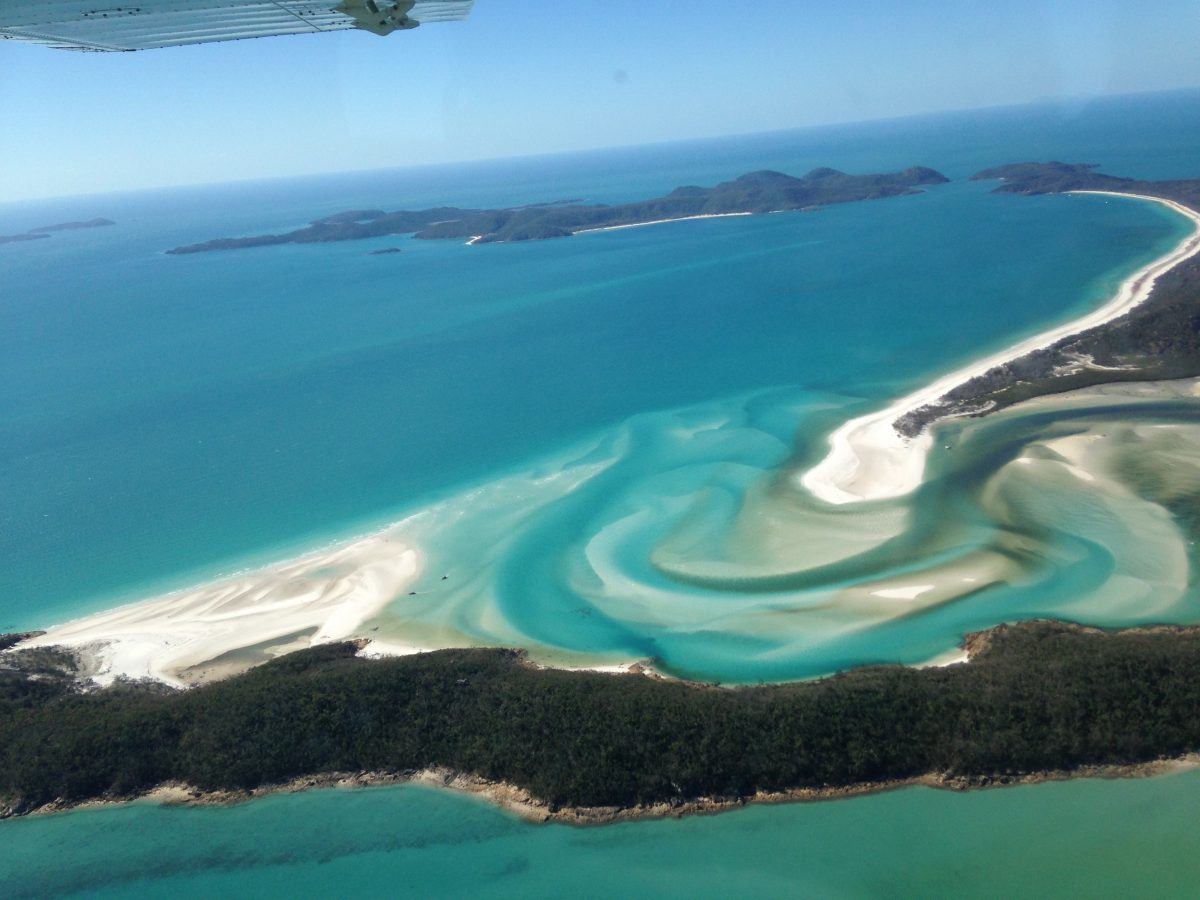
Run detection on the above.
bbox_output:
[462,212,753,244]
[18,533,422,687]
[800,192,1200,505]
[573,211,753,235]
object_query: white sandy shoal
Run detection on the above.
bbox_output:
[800,192,1200,505]
[870,584,936,600]
[18,534,423,687]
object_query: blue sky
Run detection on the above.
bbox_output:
[2,0,1199,201]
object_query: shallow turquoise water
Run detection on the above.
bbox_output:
[4,770,1200,898]
[1,94,1195,642]
[4,91,1200,892]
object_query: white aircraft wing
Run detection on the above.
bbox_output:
[0,1,474,51]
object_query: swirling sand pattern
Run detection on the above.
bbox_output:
[368,381,1200,682]
[23,380,1200,684]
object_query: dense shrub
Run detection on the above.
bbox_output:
[3,622,1200,813]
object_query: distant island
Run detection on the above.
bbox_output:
[0,232,50,245]
[896,162,1200,436]
[166,167,949,254]
[2,620,1198,822]
[0,217,114,246]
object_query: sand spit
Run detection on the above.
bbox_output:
[801,193,1200,505]
[17,534,422,687]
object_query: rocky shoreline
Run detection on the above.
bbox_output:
[12,755,1198,826]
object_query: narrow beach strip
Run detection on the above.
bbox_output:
[18,533,423,687]
[800,192,1200,505]
[464,213,752,244]
[573,211,753,235]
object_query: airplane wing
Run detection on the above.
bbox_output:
[0,1,474,51]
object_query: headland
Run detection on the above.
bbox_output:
[803,163,1200,505]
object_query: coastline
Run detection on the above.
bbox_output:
[15,755,1200,827]
[11,539,655,688]
[800,191,1200,505]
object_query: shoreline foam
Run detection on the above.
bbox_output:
[800,192,1200,505]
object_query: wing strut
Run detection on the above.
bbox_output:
[335,1,418,35]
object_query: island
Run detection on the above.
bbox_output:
[165,167,949,253]
[895,162,1200,436]
[2,620,1199,822]
[0,232,50,245]
[29,217,116,233]
[0,217,115,245]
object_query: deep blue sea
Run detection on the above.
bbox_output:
[4,89,1200,892]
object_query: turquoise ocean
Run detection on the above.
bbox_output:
[4,90,1200,892]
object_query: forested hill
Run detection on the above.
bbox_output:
[166,166,948,253]
[972,161,1200,212]
[3,620,1200,820]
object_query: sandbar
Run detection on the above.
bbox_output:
[18,533,423,687]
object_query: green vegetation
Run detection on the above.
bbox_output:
[3,621,1200,817]
[166,167,948,253]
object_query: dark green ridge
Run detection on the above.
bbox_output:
[972,161,1200,210]
[165,166,948,253]
[0,218,114,246]
[897,162,1200,436]
[3,620,1200,817]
